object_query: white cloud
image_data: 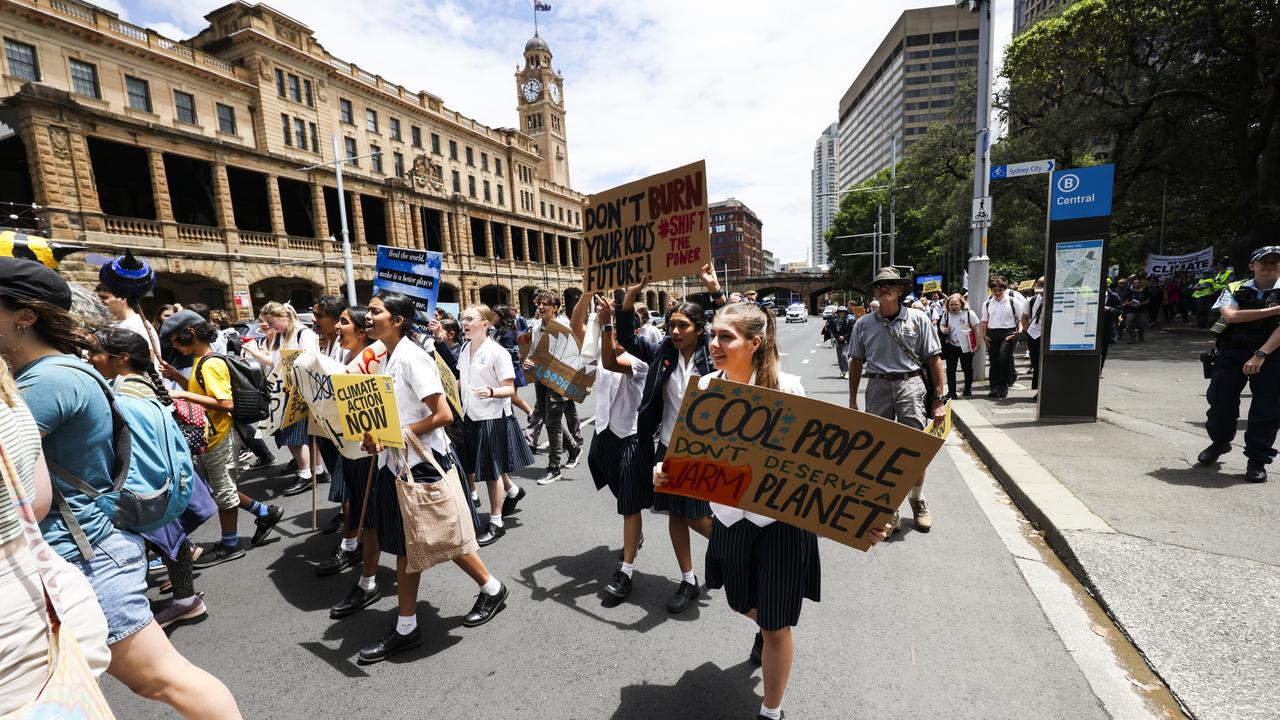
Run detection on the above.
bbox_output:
[118,0,1020,266]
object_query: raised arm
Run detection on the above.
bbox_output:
[569,288,593,346]
[596,296,634,376]
[616,277,660,362]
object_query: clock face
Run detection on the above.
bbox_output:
[522,79,542,103]
[549,83,561,105]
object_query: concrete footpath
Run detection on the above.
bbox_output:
[952,327,1280,720]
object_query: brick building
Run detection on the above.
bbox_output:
[0,0,675,317]
[708,198,763,285]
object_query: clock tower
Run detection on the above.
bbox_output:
[516,33,569,187]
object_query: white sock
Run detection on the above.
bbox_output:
[358,575,376,591]
[620,562,634,578]
[395,615,417,635]
[340,537,358,552]
[480,576,502,596]
[471,491,479,501]
[490,514,504,528]
[505,484,521,498]
[909,486,924,501]
[759,704,782,720]
[681,570,697,585]
[298,469,312,480]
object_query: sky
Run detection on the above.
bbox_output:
[104,0,1013,266]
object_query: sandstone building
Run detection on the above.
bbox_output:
[0,0,676,317]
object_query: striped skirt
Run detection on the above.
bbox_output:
[461,415,534,484]
[273,418,309,448]
[651,441,712,519]
[371,448,482,556]
[315,438,348,504]
[587,428,653,516]
[705,518,821,631]
[342,454,376,529]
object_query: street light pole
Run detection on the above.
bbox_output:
[966,0,993,381]
[889,132,897,266]
[331,132,357,305]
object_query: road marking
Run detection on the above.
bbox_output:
[809,349,816,354]
[946,441,1178,720]
[802,359,810,364]
[581,416,596,426]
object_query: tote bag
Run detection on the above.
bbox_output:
[0,443,116,720]
[395,431,478,574]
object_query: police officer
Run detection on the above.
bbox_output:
[1192,257,1235,328]
[847,267,946,533]
[1198,246,1280,483]
[826,306,854,379]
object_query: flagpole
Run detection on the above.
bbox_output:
[534,2,538,35]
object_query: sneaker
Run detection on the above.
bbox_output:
[192,542,245,569]
[245,455,274,471]
[564,445,582,470]
[147,555,166,573]
[886,511,902,535]
[909,497,933,532]
[252,505,283,546]
[537,468,562,485]
[358,627,422,665]
[155,595,206,628]
[603,569,633,600]
[840,371,848,379]
[238,450,256,464]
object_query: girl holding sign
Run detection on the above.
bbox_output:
[577,293,651,601]
[615,267,722,615]
[457,304,533,547]
[244,301,320,497]
[354,292,508,664]
[655,302,890,720]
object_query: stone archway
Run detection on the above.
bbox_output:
[808,286,835,316]
[518,286,539,318]
[148,272,228,317]
[438,283,460,303]
[658,291,669,311]
[480,284,510,308]
[564,288,583,312]
[249,276,324,316]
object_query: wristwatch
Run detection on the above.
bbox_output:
[1254,350,1269,358]
[710,289,726,300]
[602,323,614,333]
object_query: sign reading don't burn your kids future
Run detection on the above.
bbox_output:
[581,160,710,294]
[660,377,945,551]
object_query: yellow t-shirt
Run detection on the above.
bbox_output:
[190,355,233,449]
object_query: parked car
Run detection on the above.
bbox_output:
[821,304,838,319]
[786,304,808,323]
[648,311,665,328]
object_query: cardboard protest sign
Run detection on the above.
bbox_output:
[581,160,710,294]
[263,349,304,434]
[289,351,370,459]
[851,307,866,319]
[373,246,443,322]
[332,374,403,449]
[347,341,387,376]
[922,279,943,294]
[923,401,952,440]
[659,377,945,551]
[516,331,533,362]
[435,351,462,420]
[530,320,595,402]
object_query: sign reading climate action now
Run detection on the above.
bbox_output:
[581,160,710,294]
[332,374,403,449]
[660,377,944,551]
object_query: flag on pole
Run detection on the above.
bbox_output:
[534,1,551,10]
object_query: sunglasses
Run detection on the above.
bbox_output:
[872,281,897,289]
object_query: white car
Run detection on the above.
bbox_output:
[785,304,808,323]
[821,304,838,319]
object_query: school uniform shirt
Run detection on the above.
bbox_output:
[981,292,1028,330]
[116,313,162,370]
[594,352,649,438]
[269,326,320,367]
[378,338,450,475]
[528,314,571,353]
[708,371,805,528]
[1027,294,1046,340]
[459,339,516,421]
[319,336,348,364]
[661,352,701,445]
[637,323,663,345]
[942,309,980,350]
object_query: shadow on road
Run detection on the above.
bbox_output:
[607,660,760,720]
[517,544,710,633]
[1147,466,1259,488]
[298,601,463,678]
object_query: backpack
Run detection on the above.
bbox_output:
[195,353,271,423]
[44,362,194,559]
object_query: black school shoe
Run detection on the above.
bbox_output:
[315,545,360,577]
[463,582,509,627]
[357,626,422,664]
[281,476,312,497]
[330,583,381,619]
[251,505,283,545]
[749,631,764,665]
[1197,442,1232,464]
[1246,460,1268,483]
[603,569,633,600]
[502,486,527,515]
[666,578,699,613]
[476,522,506,547]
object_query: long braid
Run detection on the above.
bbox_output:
[146,367,174,406]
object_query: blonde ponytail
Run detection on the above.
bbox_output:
[715,303,780,390]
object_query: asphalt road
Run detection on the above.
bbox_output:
[102,314,1176,719]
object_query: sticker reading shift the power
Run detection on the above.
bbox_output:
[660,377,945,551]
[332,374,403,449]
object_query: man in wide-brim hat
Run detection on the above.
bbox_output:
[846,266,946,534]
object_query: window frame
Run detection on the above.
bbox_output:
[344,136,358,166]
[411,126,422,148]
[173,90,197,124]
[4,38,40,82]
[365,108,378,134]
[216,102,237,134]
[339,98,353,124]
[294,117,307,150]
[68,58,100,99]
[393,151,404,178]
[389,117,401,141]
[124,75,151,112]
[370,144,383,174]
[281,114,293,147]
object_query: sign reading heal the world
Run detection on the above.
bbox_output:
[373,246,442,322]
[581,160,710,294]
[659,377,944,551]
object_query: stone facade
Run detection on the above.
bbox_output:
[0,0,672,317]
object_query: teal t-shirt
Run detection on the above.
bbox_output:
[16,355,117,561]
